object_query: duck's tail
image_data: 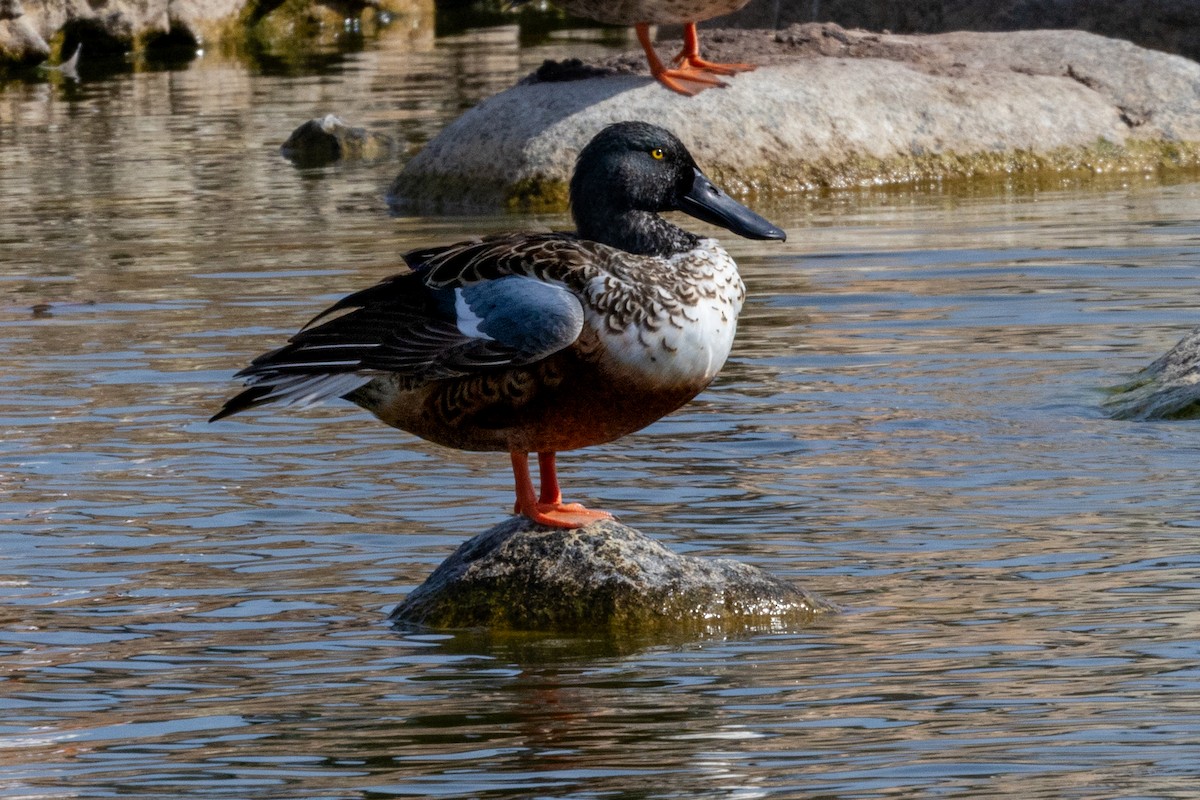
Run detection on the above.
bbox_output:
[209,371,373,422]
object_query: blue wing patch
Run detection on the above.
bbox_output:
[452,275,584,363]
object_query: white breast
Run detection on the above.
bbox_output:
[591,240,746,387]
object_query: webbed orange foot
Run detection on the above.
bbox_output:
[510,451,615,529]
[673,54,756,76]
[636,22,730,96]
[652,66,728,96]
[522,502,614,529]
[660,21,756,90]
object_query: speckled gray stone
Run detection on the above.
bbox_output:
[391,517,836,634]
[1105,327,1200,421]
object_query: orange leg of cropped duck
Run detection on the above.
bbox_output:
[635,22,727,96]
[672,22,756,76]
[511,451,614,529]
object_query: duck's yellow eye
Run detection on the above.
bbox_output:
[650,148,665,160]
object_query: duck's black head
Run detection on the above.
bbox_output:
[569,121,786,257]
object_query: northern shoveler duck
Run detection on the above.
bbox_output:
[539,0,758,95]
[211,121,785,528]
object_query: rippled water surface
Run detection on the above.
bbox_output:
[3,19,1200,799]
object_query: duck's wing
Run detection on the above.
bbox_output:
[210,233,599,421]
[408,231,598,289]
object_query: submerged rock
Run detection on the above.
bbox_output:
[280,114,396,166]
[391,517,835,635]
[1105,327,1200,421]
[390,25,1200,211]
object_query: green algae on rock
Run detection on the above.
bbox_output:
[1105,327,1200,421]
[391,517,836,635]
[409,139,1200,214]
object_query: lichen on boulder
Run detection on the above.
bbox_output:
[391,517,836,635]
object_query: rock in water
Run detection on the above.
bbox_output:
[391,517,836,634]
[1105,327,1200,420]
[280,114,395,167]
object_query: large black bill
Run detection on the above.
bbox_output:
[678,168,787,242]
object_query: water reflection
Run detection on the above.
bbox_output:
[3,21,1200,800]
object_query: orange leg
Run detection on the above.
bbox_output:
[635,22,727,96]
[672,22,756,76]
[511,451,614,529]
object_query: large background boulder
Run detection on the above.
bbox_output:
[724,0,1200,63]
[390,26,1200,211]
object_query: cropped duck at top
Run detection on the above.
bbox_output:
[515,0,759,95]
[211,121,786,528]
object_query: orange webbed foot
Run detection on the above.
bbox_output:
[673,53,757,77]
[522,502,614,529]
[652,66,729,96]
[510,451,615,529]
[636,21,730,96]
[655,21,755,92]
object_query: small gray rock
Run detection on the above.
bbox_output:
[391,517,836,635]
[281,113,396,166]
[1105,327,1200,420]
